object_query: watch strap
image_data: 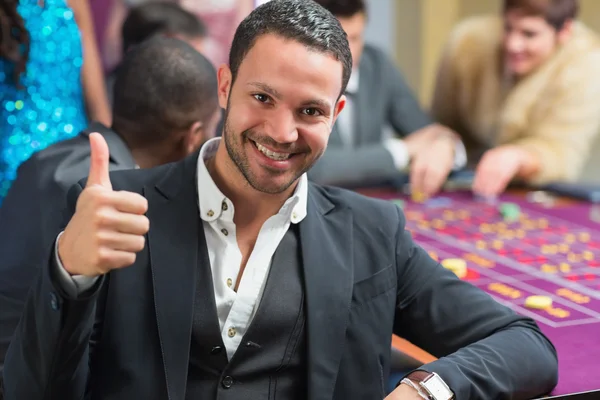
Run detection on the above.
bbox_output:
[406,370,432,383]
[400,377,431,399]
[405,370,455,400]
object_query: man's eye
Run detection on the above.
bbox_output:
[254,94,269,103]
[301,108,321,116]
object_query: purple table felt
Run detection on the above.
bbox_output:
[368,189,600,396]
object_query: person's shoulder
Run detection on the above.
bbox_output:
[361,43,397,70]
[102,153,196,194]
[359,44,412,90]
[451,15,502,43]
[362,44,388,62]
[536,22,600,97]
[16,133,89,181]
[446,15,502,57]
[103,162,177,192]
[569,21,600,50]
[309,183,403,227]
[556,22,600,77]
[442,15,502,80]
[28,133,89,162]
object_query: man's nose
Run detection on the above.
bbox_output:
[505,34,525,53]
[265,110,299,144]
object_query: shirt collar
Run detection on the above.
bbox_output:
[196,137,308,224]
[345,68,360,94]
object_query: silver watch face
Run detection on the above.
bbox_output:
[422,375,454,400]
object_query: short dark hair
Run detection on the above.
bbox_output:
[112,37,218,146]
[229,0,352,96]
[503,0,579,30]
[312,0,366,18]
[121,2,207,52]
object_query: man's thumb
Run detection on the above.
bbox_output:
[87,132,112,189]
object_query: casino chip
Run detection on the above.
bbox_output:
[441,258,467,279]
[499,202,520,222]
[524,295,553,310]
[526,190,555,207]
[411,191,427,203]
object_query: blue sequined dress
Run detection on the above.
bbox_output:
[0,0,87,203]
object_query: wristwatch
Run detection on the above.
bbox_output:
[401,370,455,400]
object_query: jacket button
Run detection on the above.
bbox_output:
[210,345,222,355]
[50,292,59,311]
[222,375,234,389]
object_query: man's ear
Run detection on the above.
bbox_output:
[184,121,205,154]
[217,65,233,109]
[331,95,347,127]
[557,20,573,45]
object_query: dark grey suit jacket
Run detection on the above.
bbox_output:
[0,122,135,383]
[3,152,558,400]
[309,45,433,186]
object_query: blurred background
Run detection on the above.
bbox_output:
[375,0,600,182]
[89,0,600,182]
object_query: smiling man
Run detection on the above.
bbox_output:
[4,1,557,400]
[432,0,600,196]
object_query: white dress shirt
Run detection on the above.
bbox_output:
[55,137,308,360]
[335,68,467,171]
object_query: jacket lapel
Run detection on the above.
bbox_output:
[300,185,354,400]
[145,153,202,400]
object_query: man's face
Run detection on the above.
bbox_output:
[217,34,346,194]
[502,10,571,77]
[337,12,366,69]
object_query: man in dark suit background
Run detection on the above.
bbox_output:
[106,2,208,105]
[310,0,466,196]
[4,1,557,400]
[0,37,220,385]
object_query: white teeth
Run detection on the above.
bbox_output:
[255,142,291,161]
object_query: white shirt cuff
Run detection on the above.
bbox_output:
[54,231,99,298]
[383,138,410,170]
[452,139,467,170]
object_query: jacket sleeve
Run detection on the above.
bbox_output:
[308,144,400,186]
[378,48,433,136]
[0,160,47,379]
[2,183,107,400]
[392,207,558,399]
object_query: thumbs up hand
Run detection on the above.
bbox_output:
[57,133,150,277]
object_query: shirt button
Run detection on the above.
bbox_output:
[207,210,214,217]
[222,375,234,389]
[221,228,228,236]
[49,292,59,311]
[292,211,298,221]
[226,278,233,287]
[227,327,236,338]
[222,201,228,211]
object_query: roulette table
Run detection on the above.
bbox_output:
[362,186,600,396]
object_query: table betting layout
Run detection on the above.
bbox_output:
[365,188,600,396]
